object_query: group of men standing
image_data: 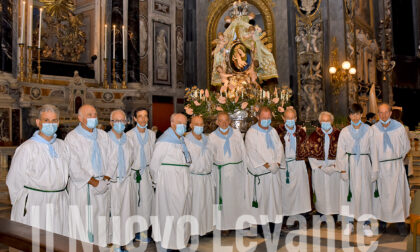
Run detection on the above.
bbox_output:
[6,101,411,251]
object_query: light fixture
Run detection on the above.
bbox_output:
[349,67,356,75]
[329,66,337,74]
[342,61,351,70]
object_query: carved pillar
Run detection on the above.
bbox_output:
[293,0,324,122]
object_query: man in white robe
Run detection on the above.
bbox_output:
[65,104,115,247]
[245,107,284,233]
[108,109,136,250]
[307,112,341,217]
[7,104,69,236]
[277,107,311,221]
[150,113,192,251]
[336,104,378,237]
[185,116,215,237]
[126,108,156,242]
[372,103,411,236]
[208,112,250,233]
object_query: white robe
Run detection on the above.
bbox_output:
[65,128,115,247]
[372,122,411,223]
[309,158,341,215]
[126,128,156,232]
[336,125,378,221]
[208,128,250,230]
[108,133,137,246]
[184,132,215,236]
[6,138,70,236]
[281,133,311,216]
[245,126,285,225]
[150,135,191,250]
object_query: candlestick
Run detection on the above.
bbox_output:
[38,8,42,48]
[20,1,25,44]
[27,46,32,82]
[18,43,25,81]
[122,25,126,60]
[103,58,109,88]
[28,5,33,46]
[36,47,42,83]
[104,24,107,59]
[122,59,127,89]
[112,59,117,88]
[113,25,116,60]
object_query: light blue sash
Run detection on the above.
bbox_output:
[75,124,103,176]
[30,130,58,158]
[108,130,127,182]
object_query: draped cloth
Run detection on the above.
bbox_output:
[134,128,149,175]
[158,128,191,163]
[375,119,400,151]
[348,123,369,162]
[285,125,296,155]
[31,130,58,158]
[251,124,275,150]
[322,128,332,165]
[75,124,103,176]
[108,131,127,181]
[214,127,234,157]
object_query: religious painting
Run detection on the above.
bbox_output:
[153,21,171,86]
[229,43,252,72]
[355,0,373,30]
[0,108,11,146]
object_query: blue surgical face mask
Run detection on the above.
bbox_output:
[193,126,204,135]
[41,123,58,137]
[380,118,391,125]
[86,117,98,129]
[175,124,186,136]
[260,119,271,128]
[321,122,332,131]
[351,120,362,127]
[137,123,147,129]
[285,120,295,128]
[113,122,125,134]
[219,127,229,133]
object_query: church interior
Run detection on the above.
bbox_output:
[0,0,420,251]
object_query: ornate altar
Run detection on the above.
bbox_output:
[185,0,291,132]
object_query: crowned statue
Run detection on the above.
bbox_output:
[210,1,278,88]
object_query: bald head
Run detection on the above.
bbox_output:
[378,103,392,123]
[78,104,97,123]
[170,113,187,130]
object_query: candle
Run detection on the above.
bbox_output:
[113,25,116,59]
[28,5,33,46]
[104,24,107,58]
[241,90,243,99]
[20,1,25,44]
[38,8,42,48]
[122,25,126,60]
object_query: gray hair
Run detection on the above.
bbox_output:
[39,104,60,118]
[318,111,334,123]
[284,107,297,118]
[110,109,126,121]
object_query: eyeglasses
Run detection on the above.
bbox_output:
[111,120,127,124]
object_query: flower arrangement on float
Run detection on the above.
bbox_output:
[184,84,293,124]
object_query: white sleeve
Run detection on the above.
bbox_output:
[336,131,348,179]
[149,141,168,183]
[245,130,269,174]
[6,146,28,205]
[400,127,411,158]
[65,135,93,188]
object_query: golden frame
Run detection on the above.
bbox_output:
[206,0,275,89]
